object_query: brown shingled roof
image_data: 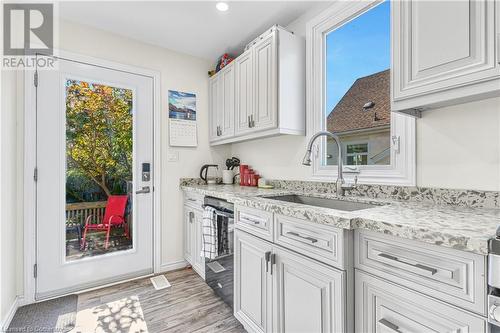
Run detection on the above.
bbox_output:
[327,69,390,133]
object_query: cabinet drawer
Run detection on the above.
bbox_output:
[274,214,345,269]
[355,230,486,315]
[184,192,203,210]
[235,205,273,242]
[356,270,486,333]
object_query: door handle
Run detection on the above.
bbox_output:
[136,186,150,194]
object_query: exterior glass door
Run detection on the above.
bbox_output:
[36,56,154,299]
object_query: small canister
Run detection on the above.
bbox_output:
[251,174,260,187]
[239,165,248,186]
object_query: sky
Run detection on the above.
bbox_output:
[169,90,196,111]
[325,1,390,115]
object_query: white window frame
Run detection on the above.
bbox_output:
[306,0,416,186]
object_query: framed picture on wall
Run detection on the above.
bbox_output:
[168,90,197,147]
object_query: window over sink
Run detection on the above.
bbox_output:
[306,0,415,185]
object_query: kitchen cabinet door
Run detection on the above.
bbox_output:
[192,210,205,279]
[273,246,346,333]
[235,49,254,136]
[234,230,273,333]
[209,75,222,141]
[253,31,277,131]
[392,0,499,113]
[355,270,486,333]
[219,63,235,139]
[183,205,195,265]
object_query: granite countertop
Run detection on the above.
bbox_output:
[181,184,500,255]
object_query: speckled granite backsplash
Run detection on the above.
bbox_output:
[180,178,499,209]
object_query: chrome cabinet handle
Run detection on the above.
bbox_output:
[378,319,402,333]
[286,231,318,244]
[270,253,276,275]
[136,186,150,194]
[377,252,437,275]
[265,251,271,273]
[240,213,264,225]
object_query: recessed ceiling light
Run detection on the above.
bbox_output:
[216,2,229,12]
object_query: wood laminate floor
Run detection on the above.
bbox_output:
[73,268,246,333]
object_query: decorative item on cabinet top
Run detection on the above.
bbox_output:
[209,25,305,145]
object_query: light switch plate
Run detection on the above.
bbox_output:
[167,151,179,162]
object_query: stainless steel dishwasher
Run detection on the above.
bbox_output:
[203,196,234,309]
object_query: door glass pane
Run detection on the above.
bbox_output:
[324,1,391,166]
[65,79,133,261]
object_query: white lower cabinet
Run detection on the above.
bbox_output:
[355,270,487,333]
[192,212,205,279]
[234,230,273,333]
[234,229,346,333]
[183,203,205,279]
[183,205,195,264]
[274,246,346,333]
[231,206,488,332]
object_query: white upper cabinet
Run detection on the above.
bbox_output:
[253,32,278,132]
[235,49,254,136]
[209,63,235,142]
[392,0,500,114]
[209,75,221,141]
[210,25,305,145]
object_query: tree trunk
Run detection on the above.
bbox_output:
[98,173,111,197]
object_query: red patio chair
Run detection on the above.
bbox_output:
[81,195,129,250]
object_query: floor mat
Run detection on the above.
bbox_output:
[8,294,77,333]
[73,295,148,333]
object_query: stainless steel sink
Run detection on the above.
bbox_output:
[265,195,381,211]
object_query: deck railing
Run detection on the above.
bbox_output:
[66,201,107,226]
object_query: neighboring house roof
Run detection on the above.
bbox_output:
[327,69,390,134]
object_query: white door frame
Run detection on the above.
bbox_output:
[22,50,162,305]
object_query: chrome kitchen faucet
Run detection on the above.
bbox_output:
[302,131,357,196]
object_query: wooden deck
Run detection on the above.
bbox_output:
[73,268,246,332]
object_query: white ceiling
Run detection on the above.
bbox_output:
[59,1,323,61]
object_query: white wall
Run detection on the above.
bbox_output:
[230,4,500,192]
[417,97,500,190]
[1,70,19,326]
